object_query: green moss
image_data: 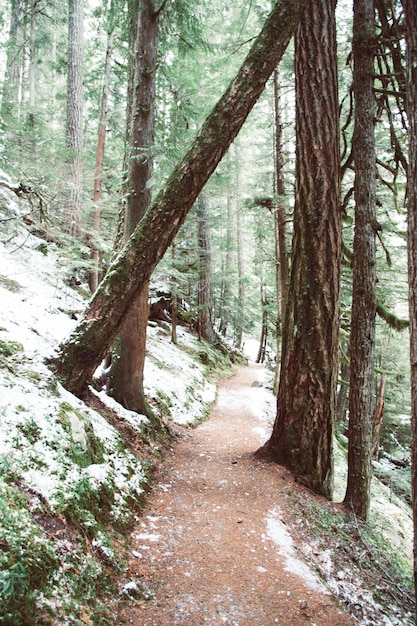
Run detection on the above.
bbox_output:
[0,479,59,624]
[58,402,105,467]
[0,274,21,292]
[58,474,115,538]
[0,339,24,358]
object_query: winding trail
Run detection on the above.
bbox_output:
[121,364,355,626]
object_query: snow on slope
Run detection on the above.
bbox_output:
[0,179,215,623]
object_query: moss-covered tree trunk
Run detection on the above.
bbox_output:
[255,0,341,499]
[105,0,159,423]
[404,0,417,608]
[47,0,309,397]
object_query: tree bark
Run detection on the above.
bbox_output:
[273,69,288,394]
[66,0,84,236]
[404,0,417,610]
[105,0,159,421]
[255,0,341,500]
[47,0,309,397]
[344,0,377,521]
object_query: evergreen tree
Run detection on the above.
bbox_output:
[47,0,309,396]
[256,0,341,499]
[404,0,417,607]
[344,0,377,521]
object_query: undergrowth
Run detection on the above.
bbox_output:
[285,487,415,625]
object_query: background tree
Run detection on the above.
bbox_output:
[404,0,417,607]
[105,0,161,422]
[256,0,341,499]
[196,193,216,343]
[343,0,377,521]
[47,0,309,396]
[66,0,84,235]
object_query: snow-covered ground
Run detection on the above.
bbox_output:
[0,179,217,623]
[0,176,414,625]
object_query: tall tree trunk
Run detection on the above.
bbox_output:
[219,150,235,337]
[273,68,289,394]
[89,28,114,293]
[235,172,245,350]
[28,0,36,108]
[171,242,178,344]
[1,0,25,121]
[66,0,84,236]
[404,0,417,609]
[255,0,341,500]
[106,0,159,422]
[344,0,377,521]
[273,69,289,323]
[196,194,216,343]
[47,0,309,397]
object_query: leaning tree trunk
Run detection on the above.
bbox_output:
[105,0,159,422]
[255,0,341,500]
[47,0,309,397]
[404,0,417,610]
[343,0,377,521]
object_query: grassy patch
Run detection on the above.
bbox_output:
[0,274,21,292]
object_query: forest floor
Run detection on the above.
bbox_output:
[119,363,357,626]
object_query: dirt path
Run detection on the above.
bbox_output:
[121,364,355,626]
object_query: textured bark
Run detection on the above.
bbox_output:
[344,0,376,521]
[48,0,309,397]
[106,0,159,421]
[404,0,417,610]
[256,0,341,500]
[66,0,84,235]
[273,69,288,394]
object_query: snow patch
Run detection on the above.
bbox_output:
[266,508,328,593]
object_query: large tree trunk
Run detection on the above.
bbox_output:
[255,0,341,500]
[105,0,159,422]
[343,0,377,521]
[404,0,417,610]
[47,0,309,397]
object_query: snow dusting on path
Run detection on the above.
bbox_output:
[120,364,355,626]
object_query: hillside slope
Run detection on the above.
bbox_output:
[0,179,216,624]
[0,178,414,625]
